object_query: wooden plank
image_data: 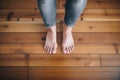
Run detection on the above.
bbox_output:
[0,9,120,21]
[29,67,120,80]
[0,32,62,44]
[88,0,120,2]
[19,17,33,21]
[0,0,120,9]
[86,2,120,9]
[83,15,120,21]
[58,0,120,9]
[0,67,27,80]
[0,21,120,32]
[57,9,120,20]
[73,33,120,44]
[70,21,120,32]
[0,0,37,9]
[29,55,100,67]
[82,9,120,15]
[0,55,26,66]
[73,44,116,54]
[0,33,120,44]
[119,46,120,54]
[0,16,6,21]
[1,9,120,18]
[101,55,120,67]
[0,44,117,55]
[0,21,61,32]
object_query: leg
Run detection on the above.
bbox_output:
[37,0,57,54]
[62,0,87,54]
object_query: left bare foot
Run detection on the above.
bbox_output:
[62,24,75,54]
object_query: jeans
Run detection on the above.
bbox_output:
[37,0,87,28]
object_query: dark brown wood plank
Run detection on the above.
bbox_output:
[29,67,120,80]
[0,67,27,80]
[0,54,26,66]
[0,0,120,9]
[58,0,120,9]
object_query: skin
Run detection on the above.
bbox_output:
[44,24,74,54]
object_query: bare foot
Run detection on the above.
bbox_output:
[44,25,57,54]
[62,24,75,54]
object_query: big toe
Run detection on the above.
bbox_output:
[53,49,56,54]
[52,47,57,54]
[63,47,67,54]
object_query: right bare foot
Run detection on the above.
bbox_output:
[44,25,57,54]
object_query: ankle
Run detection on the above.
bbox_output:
[63,27,72,34]
[48,25,56,32]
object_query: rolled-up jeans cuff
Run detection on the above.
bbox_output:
[45,22,56,28]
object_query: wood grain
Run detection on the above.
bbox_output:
[0,21,61,32]
[0,67,27,80]
[101,55,120,66]
[29,67,120,80]
[29,55,100,67]
[0,54,26,66]
[0,44,118,54]
[0,32,120,44]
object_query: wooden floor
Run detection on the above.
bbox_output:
[0,0,120,80]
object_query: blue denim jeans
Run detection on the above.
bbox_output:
[37,0,87,28]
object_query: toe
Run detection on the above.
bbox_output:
[72,44,75,50]
[52,47,56,54]
[49,47,53,54]
[52,48,56,54]
[69,46,72,53]
[66,47,70,54]
[68,47,71,54]
[45,46,48,53]
[47,46,50,54]
[52,46,57,54]
[63,47,67,54]
[44,44,47,50]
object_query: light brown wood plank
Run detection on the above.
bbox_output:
[0,44,117,55]
[83,15,120,21]
[101,55,120,66]
[29,67,120,80]
[29,55,100,67]
[0,32,62,44]
[0,21,120,32]
[1,9,120,20]
[73,21,120,32]
[0,55,26,66]
[118,46,120,54]
[0,21,61,32]
[82,9,120,15]
[0,67,27,80]
[0,32,120,44]
[73,33,120,44]
[57,9,120,20]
